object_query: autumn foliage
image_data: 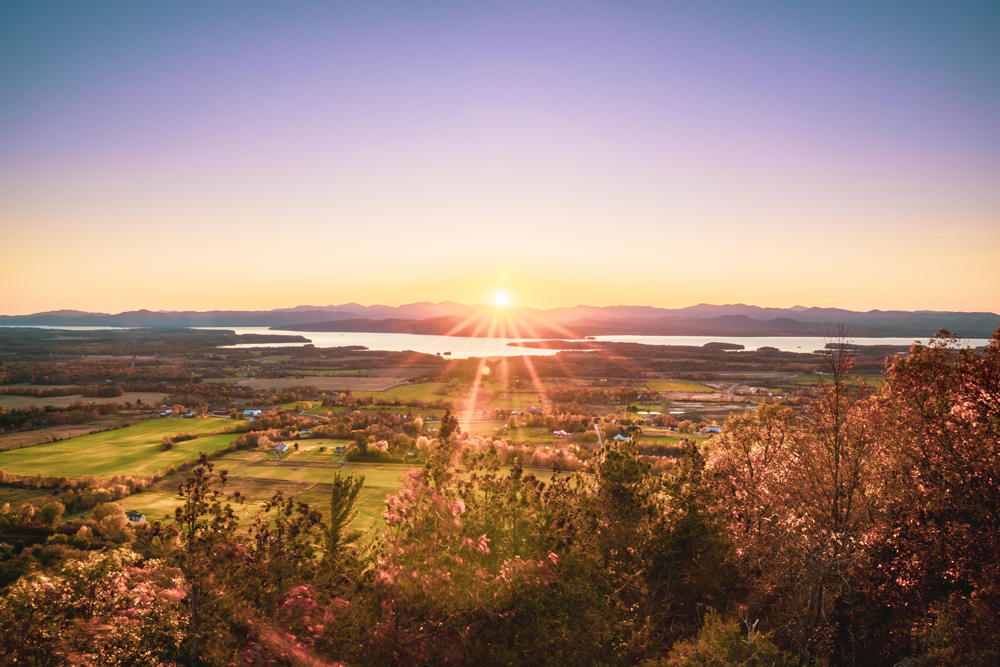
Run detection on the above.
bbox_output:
[0,329,998,665]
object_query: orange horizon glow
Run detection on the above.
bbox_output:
[2,4,999,317]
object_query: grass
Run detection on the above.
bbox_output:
[294,369,364,377]
[645,380,718,393]
[780,374,886,388]
[0,417,237,479]
[0,486,55,507]
[0,392,169,410]
[353,382,450,402]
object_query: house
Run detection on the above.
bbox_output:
[335,445,347,454]
[243,410,262,416]
[273,442,289,453]
[300,430,310,435]
[211,411,228,417]
[704,427,721,434]
[126,510,146,524]
[552,430,570,438]
[613,434,631,441]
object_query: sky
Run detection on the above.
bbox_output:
[1,0,998,315]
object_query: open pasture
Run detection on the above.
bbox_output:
[645,380,717,393]
[0,391,169,410]
[293,369,364,377]
[353,382,450,402]
[0,486,55,507]
[236,376,404,391]
[780,373,885,388]
[304,405,449,419]
[0,417,236,479]
[364,367,437,378]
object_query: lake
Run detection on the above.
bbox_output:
[206,328,991,358]
[1,326,989,359]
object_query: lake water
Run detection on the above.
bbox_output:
[207,328,991,358]
[1,326,990,359]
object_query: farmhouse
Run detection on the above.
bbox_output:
[126,510,146,524]
[552,430,570,438]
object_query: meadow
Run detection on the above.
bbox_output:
[0,417,236,478]
[0,391,169,410]
[644,379,717,393]
[237,376,404,391]
[352,381,450,402]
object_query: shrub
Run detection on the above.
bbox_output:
[661,611,794,667]
[160,437,174,451]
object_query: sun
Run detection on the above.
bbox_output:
[493,292,509,308]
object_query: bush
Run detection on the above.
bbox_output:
[660,611,794,667]
[160,437,174,451]
[39,501,65,527]
[171,431,198,443]
[46,533,90,550]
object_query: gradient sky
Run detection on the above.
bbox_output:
[2,1,998,315]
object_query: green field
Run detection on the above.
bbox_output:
[0,486,55,506]
[645,380,717,393]
[353,382,450,402]
[0,417,237,479]
[0,392,169,410]
[296,369,364,377]
[781,373,885,387]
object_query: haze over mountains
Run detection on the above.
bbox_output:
[1,303,997,339]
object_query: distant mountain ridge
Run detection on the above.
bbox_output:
[1,303,997,338]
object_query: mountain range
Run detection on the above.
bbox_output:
[1,303,997,339]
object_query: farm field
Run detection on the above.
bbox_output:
[0,413,153,451]
[223,460,411,487]
[0,486,54,506]
[353,382,450,402]
[0,417,236,479]
[780,373,886,387]
[293,369,364,377]
[492,391,547,409]
[236,376,404,391]
[213,455,413,532]
[0,391,169,410]
[304,405,450,420]
[645,380,717,393]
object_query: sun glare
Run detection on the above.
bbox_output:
[494,292,509,308]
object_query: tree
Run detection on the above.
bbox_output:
[436,408,459,440]
[38,501,65,527]
[172,453,241,664]
[709,335,889,665]
[864,328,1000,665]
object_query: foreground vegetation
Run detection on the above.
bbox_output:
[0,329,996,666]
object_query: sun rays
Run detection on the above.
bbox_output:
[443,303,601,424]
